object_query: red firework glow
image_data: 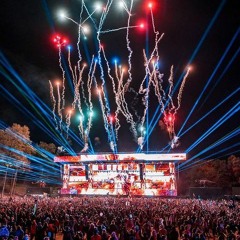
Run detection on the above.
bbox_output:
[53,34,68,47]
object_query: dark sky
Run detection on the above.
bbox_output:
[0,0,239,161]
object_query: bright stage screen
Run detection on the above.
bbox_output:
[60,162,177,196]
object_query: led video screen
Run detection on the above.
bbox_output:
[61,162,177,196]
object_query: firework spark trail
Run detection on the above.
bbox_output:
[80,65,89,109]
[77,0,84,69]
[74,66,78,86]
[101,48,121,138]
[95,0,115,147]
[114,62,120,86]
[82,8,98,25]
[124,0,134,91]
[97,87,112,143]
[115,66,128,132]
[49,81,58,129]
[151,63,163,105]
[137,50,150,133]
[119,75,138,140]
[71,69,78,110]
[56,81,62,131]
[71,69,84,139]
[98,0,113,31]
[149,4,161,68]
[99,25,141,34]
[114,64,124,138]
[141,9,163,99]
[76,65,87,139]
[82,1,98,31]
[66,110,72,137]
[96,49,111,140]
[139,50,149,94]
[64,16,79,29]
[78,113,84,140]
[53,0,191,150]
[139,51,156,127]
[151,59,165,104]
[120,0,131,15]
[58,46,65,130]
[66,47,78,135]
[167,65,176,111]
[140,83,150,131]
[137,32,165,139]
[128,87,141,122]
[86,57,97,135]
[175,67,190,112]
[102,41,137,141]
[110,16,139,141]
[67,47,77,87]
[139,34,164,95]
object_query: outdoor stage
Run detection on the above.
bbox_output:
[54,152,186,197]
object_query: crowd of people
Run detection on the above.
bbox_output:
[0,195,239,240]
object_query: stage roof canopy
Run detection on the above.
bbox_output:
[54,153,186,163]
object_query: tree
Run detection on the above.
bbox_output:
[36,141,57,172]
[178,157,236,195]
[38,141,56,155]
[0,123,35,166]
[228,155,240,184]
[31,141,59,186]
[0,124,36,196]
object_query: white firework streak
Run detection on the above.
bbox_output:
[67,49,78,136]
[120,0,131,15]
[139,50,155,130]
[49,81,58,130]
[167,65,176,111]
[99,25,140,34]
[125,0,134,91]
[139,34,164,94]
[82,4,98,25]
[76,65,87,139]
[58,46,66,130]
[66,110,72,138]
[67,47,77,87]
[149,19,166,109]
[77,0,84,71]
[139,33,165,128]
[95,1,114,145]
[115,67,125,139]
[101,46,137,142]
[74,66,78,86]
[56,81,62,131]
[97,47,112,141]
[151,62,164,108]
[101,48,121,139]
[176,67,191,112]
[86,57,97,135]
[98,0,137,143]
[82,0,98,30]
[111,1,139,141]
[118,74,138,141]
[110,64,134,134]
[81,68,89,109]
[97,86,112,143]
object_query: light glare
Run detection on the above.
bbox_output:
[82,25,90,34]
[94,2,102,12]
[58,10,67,20]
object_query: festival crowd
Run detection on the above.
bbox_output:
[0,196,239,240]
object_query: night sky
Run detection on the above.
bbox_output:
[0,0,239,163]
